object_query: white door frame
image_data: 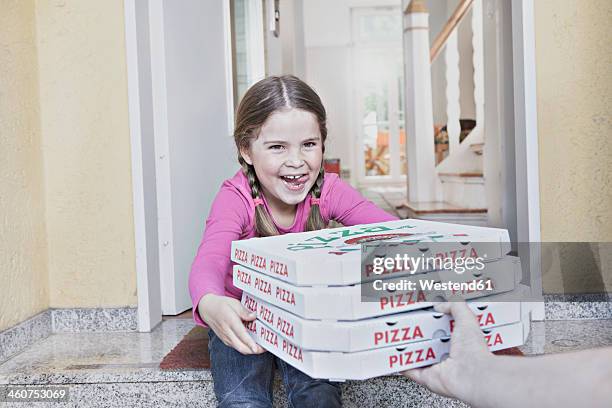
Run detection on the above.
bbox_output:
[510,0,544,320]
[124,0,162,332]
[484,0,543,320]
[125,0,235,331]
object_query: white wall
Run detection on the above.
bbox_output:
[302,0,401,183]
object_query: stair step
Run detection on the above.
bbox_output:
[438,171,483,178]
[470,142,484,155]
[2,317,611,406]
[0,319,467,407]
[395,201,487,226]
[396,201,487,215]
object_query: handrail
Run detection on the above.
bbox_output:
[430,0,474,63]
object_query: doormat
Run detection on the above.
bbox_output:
[159,325,523,371]
[160,326,211,370]
[493,347,524,356]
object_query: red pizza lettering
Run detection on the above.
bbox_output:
[234,248,248,262]
[270,260,289,277]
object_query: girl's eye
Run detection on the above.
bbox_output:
[269,145,284,150]
[303,142,317,148]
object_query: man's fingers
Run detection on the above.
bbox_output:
[447,301,479,324]
[433,302,452,314]
[435,301,481,328]
[403,365,437,389]
[403,367,423,382]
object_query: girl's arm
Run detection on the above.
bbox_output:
[188,185,249,326]
[188,185,264,354]
[324,175,399,225]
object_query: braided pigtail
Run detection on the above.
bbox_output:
[242,161,280,237]
[305,166,327,231]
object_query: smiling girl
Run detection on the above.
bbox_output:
[189,75,397,407]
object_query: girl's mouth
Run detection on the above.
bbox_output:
[280,174,309,191]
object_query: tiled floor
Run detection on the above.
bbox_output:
[359,186,403,218]
[1,318,611,407]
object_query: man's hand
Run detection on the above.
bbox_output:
[402,302,493,401]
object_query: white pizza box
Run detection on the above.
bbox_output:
[242,290,522,352]
[233,256,520,320]
[231,219,511,286]
[246,318,524,381]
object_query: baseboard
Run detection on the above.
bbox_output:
[51,307,138,333]
[0,307,138,364]
[544,293,612,320]
[0,310,52,364]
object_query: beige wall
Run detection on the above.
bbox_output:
[535,0,612,293]
[1,0,137,332]
[0,0,49,331]
[35,0,137,308]
[535,0,612,242]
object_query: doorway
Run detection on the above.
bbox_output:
[351,7,405,187]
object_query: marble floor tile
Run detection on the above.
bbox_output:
[0,319,211,385]
[1,318,610,407]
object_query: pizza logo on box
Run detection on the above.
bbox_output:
[286,223,474,253]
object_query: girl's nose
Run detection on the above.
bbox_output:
[284,150,306,167]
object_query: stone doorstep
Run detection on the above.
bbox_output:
[0,375,467,408]
[2,319,612,407]
[0,364,465,408]
[2,298,610,365]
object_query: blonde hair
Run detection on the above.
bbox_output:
[234,75,327,237]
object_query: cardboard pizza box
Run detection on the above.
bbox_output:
[231,219,511,286]
[233,256,520,320]
[246,319,524,381]
[242,291,522,352]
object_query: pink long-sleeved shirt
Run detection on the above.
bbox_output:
[188,170,398,327]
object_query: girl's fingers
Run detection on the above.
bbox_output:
[224,327,254,355]
[231,319,261,354]
[228,298,257,321]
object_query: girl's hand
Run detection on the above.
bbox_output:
[198,294,265,355]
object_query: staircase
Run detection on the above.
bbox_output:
[400,0,488,226]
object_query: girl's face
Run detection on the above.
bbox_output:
[241,108,323,211]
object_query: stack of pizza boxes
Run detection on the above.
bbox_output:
[231,219,528,381]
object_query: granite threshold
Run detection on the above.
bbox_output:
[1,295,610,367]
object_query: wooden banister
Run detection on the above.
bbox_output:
[430,0,474,63]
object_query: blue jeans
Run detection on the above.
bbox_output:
[208,330,342,407]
